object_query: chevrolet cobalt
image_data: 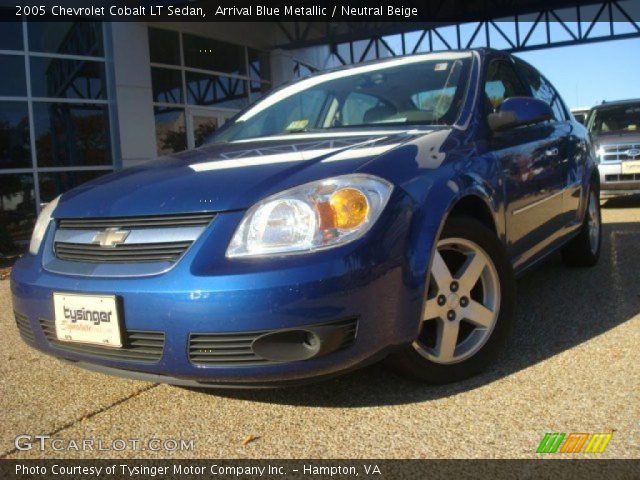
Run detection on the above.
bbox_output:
[11,49,600,386]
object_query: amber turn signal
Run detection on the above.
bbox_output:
[329,188,369,229]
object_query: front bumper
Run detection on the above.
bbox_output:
[10,201,424,386]
[598,162,640,197]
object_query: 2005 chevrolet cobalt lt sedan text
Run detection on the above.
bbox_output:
[11,49,601,387]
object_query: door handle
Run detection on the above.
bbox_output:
[545,148,559,157]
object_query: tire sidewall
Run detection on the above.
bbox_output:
[390,216,516,384]
[589,189,602,260]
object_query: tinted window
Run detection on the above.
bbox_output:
[483,59,529,112]
[30,57,106,99]
[186,72,248,109]
[151,68,183,104]
[0,55,26,96]
[38,170,105,203]
[28,22,103,56]
[249,81,270,103]
[154,107,186,155]
[183,34,246,75]
[0,173,36,255]
[248,49,270,82]
[33,102,111,167]
[516,60,567,121]
[0,102,31,169]
[148,28,180,65]
[0,16,23,51]
[193,115,219,148]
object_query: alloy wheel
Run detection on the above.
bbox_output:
[413,237,501,364]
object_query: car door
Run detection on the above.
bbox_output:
[484,57,565,266]
[515,59,580,226]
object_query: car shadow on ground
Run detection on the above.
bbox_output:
[602,193,640,209]
[187,218,640,407]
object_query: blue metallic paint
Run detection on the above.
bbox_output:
[10,49,597,385]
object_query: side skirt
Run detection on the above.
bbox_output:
[513,222,582,279]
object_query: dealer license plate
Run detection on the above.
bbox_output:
[53,293,122,347]
[621,160,640,174]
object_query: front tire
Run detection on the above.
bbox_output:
[389,216,516,384]
[561,188,601,267]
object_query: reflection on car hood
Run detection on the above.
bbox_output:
[54,130,432,218]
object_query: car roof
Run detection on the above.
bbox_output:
[592,99,640,108]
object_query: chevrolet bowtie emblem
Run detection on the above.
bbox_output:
[92,228,130,248]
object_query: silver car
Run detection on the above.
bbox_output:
[588,99,640,198]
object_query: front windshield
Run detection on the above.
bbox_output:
[207,52,473,144]
[587,103,640,135]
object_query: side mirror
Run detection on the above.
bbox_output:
[488,97,553,132]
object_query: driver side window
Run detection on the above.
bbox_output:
[484,60,529,113]
[516,60,568,122]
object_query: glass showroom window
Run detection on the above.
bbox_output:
[149,27,271,155]
[0,17,114,257]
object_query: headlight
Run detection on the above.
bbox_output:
[29,195,60,255]
[227,174,393,258]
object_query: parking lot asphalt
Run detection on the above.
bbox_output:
[1,197,639,460]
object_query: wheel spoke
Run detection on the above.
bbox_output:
[430,250,453,291]
[422,298,441,322]
[415,236,501,365]
[463,299,494,328]
[436,320,459,361]
[455,252,486,292]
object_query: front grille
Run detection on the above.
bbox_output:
[54,241,192,263]
[605,174,640,182]
[14,311,36,345]
[52,212,214,266]
[58,213,215,230]
[188,319,358,367]
[601,143,640,163]
[39,318,164,363]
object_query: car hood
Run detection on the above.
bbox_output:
[593,131,640,148]
[54,130,432,218]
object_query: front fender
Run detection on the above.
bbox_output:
[400,170,504,326]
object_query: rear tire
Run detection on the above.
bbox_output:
[389,216,516,384]
[561,188,601,267]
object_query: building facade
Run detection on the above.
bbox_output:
[0,20,327,256]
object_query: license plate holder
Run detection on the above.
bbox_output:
[53,293,122,348]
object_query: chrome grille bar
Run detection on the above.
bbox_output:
[601,143,640,163]
[54,241,192,263]
[58,213,215,229]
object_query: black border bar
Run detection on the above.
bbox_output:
[2,459,639,480]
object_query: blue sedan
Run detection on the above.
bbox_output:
[11,49,600,386]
